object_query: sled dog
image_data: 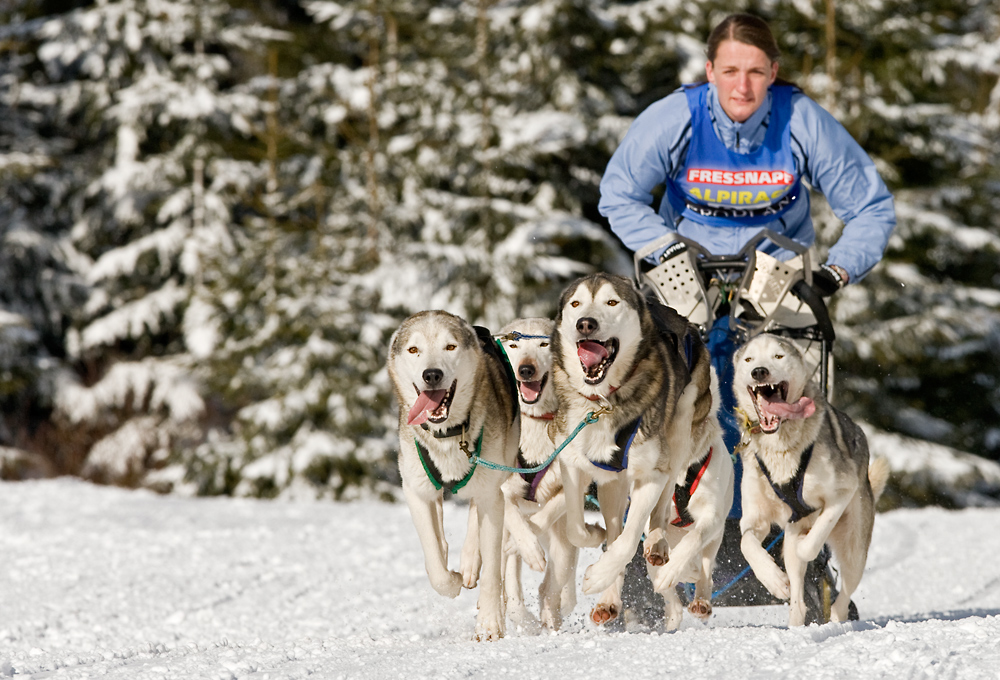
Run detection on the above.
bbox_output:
[551,273,720,626]
[733,333,890,626]
[387,310,520,641]
[498,317,595,631]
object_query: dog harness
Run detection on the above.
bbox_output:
[414,429,483,494]
[517,452,551,502]
[671,447,714,528]
[591,417,642,473]
[755,444,817,523]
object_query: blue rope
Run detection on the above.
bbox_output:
[470,411,600,474]
[495,331,551,342]
[711,530,785,600]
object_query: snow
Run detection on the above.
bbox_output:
[3,478,1000,679]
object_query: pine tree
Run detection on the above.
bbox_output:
[177,44,400,499]
[0,1,94,476]
[9,0,290,485]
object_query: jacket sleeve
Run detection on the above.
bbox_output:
[598,93,692,262]
[791,95,896,282]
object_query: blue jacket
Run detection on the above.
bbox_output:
[598,83,896,282]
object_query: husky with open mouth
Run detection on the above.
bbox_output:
[497,317,589,631]
[551,273,721,627]
[387,310,520,641]
[733,333,890,626]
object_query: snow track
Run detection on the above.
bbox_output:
[2,479,999,679]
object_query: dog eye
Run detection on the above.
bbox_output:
[607,300,619,306]
[540,342,549,348]
[408,347,419,354]
[744,357,752,362]
[775,354,784,359]
[445,344,457,351]
[508,343,518,349]
[570,301,580,308]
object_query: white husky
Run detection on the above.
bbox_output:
[387,311,520,641]
[734,333,890,626]
[498,318,591,631]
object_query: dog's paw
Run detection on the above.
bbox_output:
[754,562,790,601]
[581,555,620,595]
[651,561,684,593]
[590,602,620,626]
[460,547,482,589]
[643,530,669,566]
[430,570,464,598]
[461,569,479,590]
[687,598,713,621]
[664,600,684,632]
[512,535,547,573]
[507,602,542,635]
[474,612,505,641]
[539,599,562,632]
[569,522,606,549]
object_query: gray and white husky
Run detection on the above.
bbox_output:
[551,273,723,627]
[734,333,890,626]
[387,310,520,641]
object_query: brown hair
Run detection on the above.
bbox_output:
[706,13,781,64]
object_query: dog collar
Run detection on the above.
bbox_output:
[421,418,471,439]
[580,361,639,402]
[584,386,618,401]
[735,407,763,436]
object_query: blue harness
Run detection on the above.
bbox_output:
[591,417,642,473]
[666,83,803,227]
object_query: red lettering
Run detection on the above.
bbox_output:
[685,168,794,185]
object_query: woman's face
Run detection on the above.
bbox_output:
[705,40,779,123]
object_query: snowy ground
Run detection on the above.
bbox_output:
[2,478,999,679]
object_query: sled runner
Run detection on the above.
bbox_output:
[629,229,848,625]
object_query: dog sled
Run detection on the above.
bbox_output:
[629,228,848,625]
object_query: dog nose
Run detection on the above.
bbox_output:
[576,317,599,336]
[518,364,536,380]
[751,366,770,382]
[422,368,444,387]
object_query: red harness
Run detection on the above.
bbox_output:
[671,447,713,528]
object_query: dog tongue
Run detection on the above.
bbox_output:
[759,396,816,420]
[519,381,542,402]
[407,389,449,425]
[578,341,608,369]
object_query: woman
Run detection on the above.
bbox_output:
[599,13,895,294]
[600,13,895,621]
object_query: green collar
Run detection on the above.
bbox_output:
[414,428,483,494]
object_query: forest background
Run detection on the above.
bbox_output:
[1,0,998,505]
